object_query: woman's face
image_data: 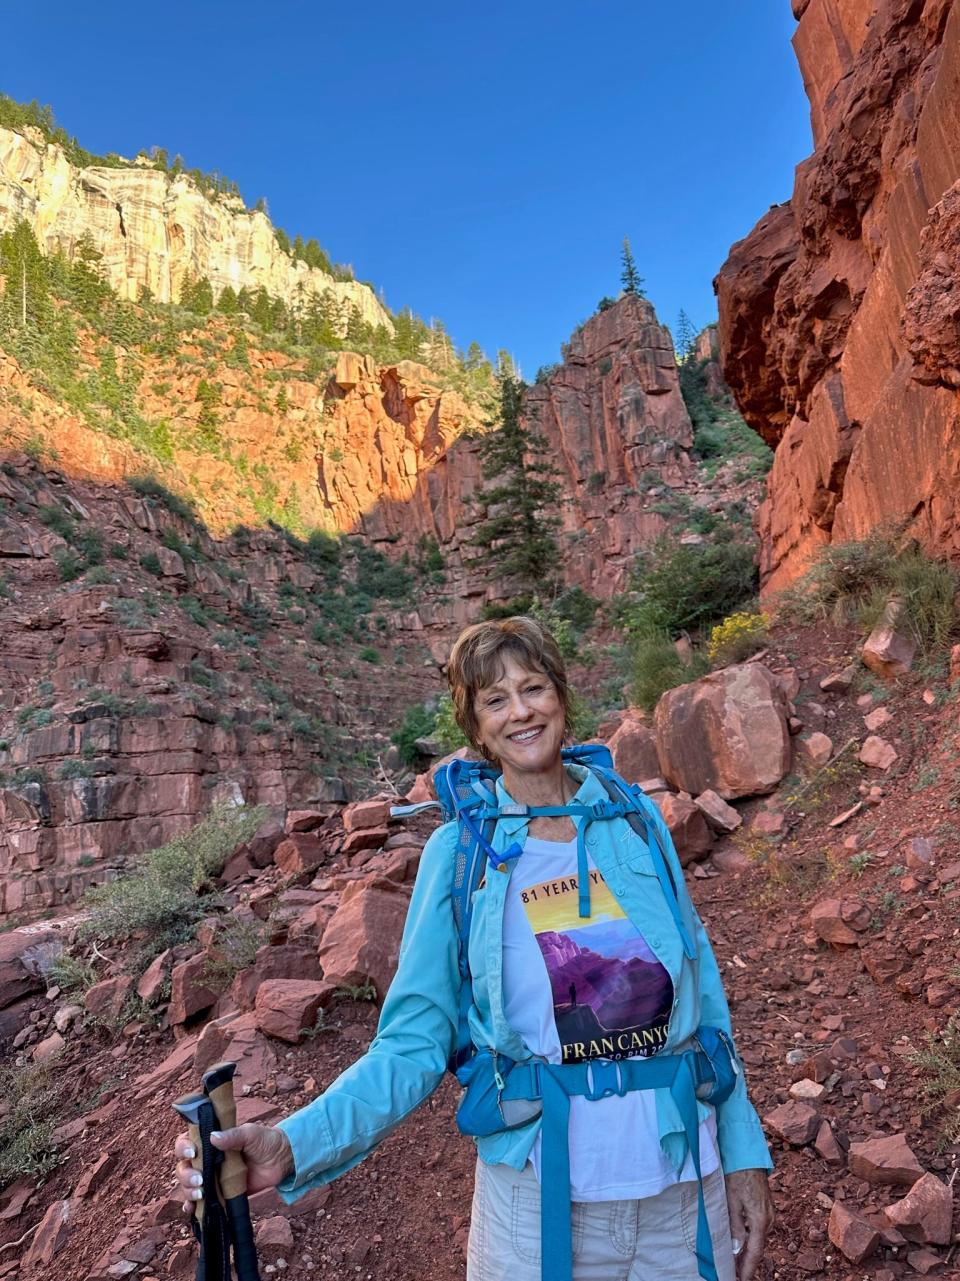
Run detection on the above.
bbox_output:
[473,654,566,779]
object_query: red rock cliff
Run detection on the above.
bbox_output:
[322,295,696,608]
[716,0,960,591]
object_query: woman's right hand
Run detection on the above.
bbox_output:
[174,1124,295,1212]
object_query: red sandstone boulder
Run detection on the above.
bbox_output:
[0,928,57,1009]
[136,949,173,1004]
[849,1135,925,1187]
[253,979,336,1043]
[273,833,324,876]
[828,1201,880,1265]
[169,952,227,1025]
[607,718,660,785]
[652,794,713,865]
[22,1199,71,1269]
[859,736,898,770]
[317,878,412,1000]
[231,943,324,1011]
[763,1100,820,1146]
[342,799,392,832]
[811,899,861,946]
[653,664,791,800]
[84,975,134,1023]
[341,827,390,857]
[885,1173,953,1245]
[193,1011,278,1082]
[693,790,741,834]
[862,599,917,677]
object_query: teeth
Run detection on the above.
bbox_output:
[511,729,541,742]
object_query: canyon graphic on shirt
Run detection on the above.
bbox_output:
[519,866,673,1063]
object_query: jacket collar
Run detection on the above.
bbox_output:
[491,763,608,839]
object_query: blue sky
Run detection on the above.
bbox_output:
[2,1,811,375]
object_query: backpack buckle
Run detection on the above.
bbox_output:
[499,803,529,816]
[585,1060,625,1101]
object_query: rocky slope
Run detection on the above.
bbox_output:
[0,124,389,327]
[5,613,960,1278]
[716,0,960,592]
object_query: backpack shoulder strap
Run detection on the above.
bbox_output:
[589,763,697,961]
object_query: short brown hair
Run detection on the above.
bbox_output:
[447,616,572,761]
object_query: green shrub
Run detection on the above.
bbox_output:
[707,610,770,666]
[58,759,94,780]
[355,544,412,601]
[628,536,757,636]
[80,805,266,947]
[129,475,198,524]
[392,702,438,766]
[54,548,83,581]
[139,551,163,577]
[38,503,75,539]
[47,951,98,992]
[777,531,959,655]
[629,631,709,712]
[0,1064,64,1184]
[434,693,469,753]
[358,646,380,664]
[84,564,113,585]
[910,1011,960,1145]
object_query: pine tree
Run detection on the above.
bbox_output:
[620,237,645,297]
[472,374,563,592]
[0,219,48,327]
[675,309,698,364]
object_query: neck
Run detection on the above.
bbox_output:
[501,759,575,809]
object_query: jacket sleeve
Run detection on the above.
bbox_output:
[275,822,461,1200]
[644,795,773,1175]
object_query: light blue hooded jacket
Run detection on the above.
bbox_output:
[276,765,772,1201]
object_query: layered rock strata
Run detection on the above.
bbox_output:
[716,0,960,590]
[325,295,698,602]
[0,125,389,327]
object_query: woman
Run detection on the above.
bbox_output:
[174,617,773,1280]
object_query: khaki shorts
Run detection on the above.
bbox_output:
[466,1158,736,1281]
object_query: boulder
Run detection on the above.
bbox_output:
[168,952,227,1025]
[256,1215,295,1256]
[828,1201,880,1265]
[848,1134,925,1187]
[32,1029,66,1062]
[84,975,134,1023]
[192,1011,277,1083]
[814,1120,845,1165]
[273,833,324,876]
[136,949,173,1004]
[22,1199,71,1269]
[693,790,742,833]
[862,599,917,678]
[317,878,412,1000]
[0,927,57,1009]
[859,736,898,770]
[798,732,833,766]
[653,664,791,800]
[341,827,390,857]
[231,944,324,1011]
[884,1173,953,1245]
[608,718,660,785]
[811,899,861,946]
[763,1100,820,1146]
[253,979,336,1043]
[652,794,713,865]
[864,705,893,732]
[906,837,936,870]
[342,799,393,832]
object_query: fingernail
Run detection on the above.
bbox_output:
[183,1202,191,1214]
[191,1189,203,1201]
[189,1173,202,1188]
[211,1130,223,1140]
[731,1238,743,1257]
[184,1145,195,1159]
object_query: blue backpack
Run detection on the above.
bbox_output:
[394,743,697,1072]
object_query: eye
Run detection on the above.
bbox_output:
[484,695,505,708]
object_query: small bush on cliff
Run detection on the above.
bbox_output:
[129,475,198,524]
[80,804,267,949]
[627,535,758,636]
[628,632,709,713]
[777,530,959,655]
[707,610,770,666]
[392,701,439,767]
[0,1063,65,1184]
[911,1011,960,1146]
[47,951,98,993]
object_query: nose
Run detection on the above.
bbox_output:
[507,690,534,720]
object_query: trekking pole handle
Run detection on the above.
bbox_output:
[201,1061,261,1281]
[171,1091,208,1226]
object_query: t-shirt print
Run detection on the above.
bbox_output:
[519,866,673,1064]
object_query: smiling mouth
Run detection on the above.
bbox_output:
[508,727,544,743]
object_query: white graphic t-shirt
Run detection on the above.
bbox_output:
[502,835,719,1201]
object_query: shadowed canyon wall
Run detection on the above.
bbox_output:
[324,294,696,621]
[716,0,960,591]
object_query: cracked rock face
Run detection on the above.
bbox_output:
[716,0,960,592]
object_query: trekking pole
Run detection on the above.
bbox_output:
[173,1089,233,1280]
[201,1061,261,1281]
